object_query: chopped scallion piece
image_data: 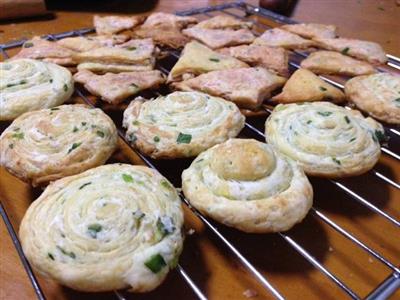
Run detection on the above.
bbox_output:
[176,132,192,144]
[144,254,166,273]
[122,173,134,183]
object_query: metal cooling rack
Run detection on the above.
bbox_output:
[1,1,399,300]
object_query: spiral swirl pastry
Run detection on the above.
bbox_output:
[0,59,73,121]
[0,104,118,186]
[265,102,383,178]
[19,164,184,292]
[182,139,313,233]
[123,91,245,159]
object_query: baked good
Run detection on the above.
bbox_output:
[265,102,383,178]
[57,35,129,52]
[168,41,248,82]
[122,91,245,159]
[300,50,376,76]
[345,73,400,124]
[272,69,345,104]
[11,37,76,66]
[181,139,313,233]
[19,164,184,292]
[0,59,73,121]
[193,15,252,30]
[173,67,286,110]
[74,44,155,73]
[74,69,165,104]
[218,44,289,76]
[0,105,118,186]
[182,27,255,49]
[281,23,337,39]
[141,12,197,28]
[93,15,145,35]
[313,38,387,65]
[253,28,315,49]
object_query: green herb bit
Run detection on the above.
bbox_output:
[209,58,220,62]
[23,42,34,48]
[344,116,350,124]
[48,253,55,260]
[128,133,137,143]
[67,142,82,154]
[196,158,204,163]
[130,83,139,89]
[341,47,350,55]
[133,210,145,227]
[307,120,312,124]
[63,84,68,92]
[12,132,24,139]
[79,182,92,190]
[50,107,59,111]
[332,157,341,165]
[96,130,105,138]
[122,173,134,183]
[153,136,160,142]
[81,122,87,126]
[73,126,79,133]
[132,120,140,125]
[20,80,27,85]
[319,86,327,91]
[394,98,400,106]
[176,132,192,144]
[87,224,102,238]
[144,254,166,273]
[56,246,76,259]
[160,180,172,189]
[317,111,333,117]
[49,79,53,83]
[127,46,137,50]
[349,137,356,142]
[374,130,388,143]
[157,216,175,239]
[9,143,14,149]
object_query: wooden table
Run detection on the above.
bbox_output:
[1,1,399,300]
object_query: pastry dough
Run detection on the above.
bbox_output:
[300,51,376,76]
[272,69,345,104]
[0,59,73,121]
[173,67,286,110]
[19,164,184,292]
[281,23,337,39]
[345,73,400,124]
[12,37,76,66]
[141,12,197,29]
[94,15,145,35]
[74,45,155,73]
[218,44,289,76]
[265,102,383,178]
[193,15,252,30]
[253,28,315,49]
[0,104,118,186]
[182,27,255,49]
[122,91,245,159]
[57,35,129,52]
[74,69,165,104]
[313,38,387,65]
[181,139,313,233]
[168,41,248,82]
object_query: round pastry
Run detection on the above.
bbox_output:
[0,58,74,121]
[344,73,400,124]
[123,91,245,159]
[0,104,118,186]
[181,139,313,233]
[265,102,383,178]
[19,164,184,292]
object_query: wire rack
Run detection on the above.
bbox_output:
[0,1,399,300]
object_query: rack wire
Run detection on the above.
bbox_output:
[1,1,399,299]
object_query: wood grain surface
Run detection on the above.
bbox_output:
[1,1,399,300]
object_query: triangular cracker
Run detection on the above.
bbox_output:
[253,28,315,49]
[281,23,337,39]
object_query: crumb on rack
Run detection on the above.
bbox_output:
[243,289,258,298]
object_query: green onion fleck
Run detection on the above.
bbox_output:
[79,182,92,190]
[153,136,160,142]
[130,83,139,89]
[122,173,134,183]
[12,132,24,139]
[132,120,140,125]
[73,126,79,133]
[160,180,171,189]
[341,47,350,55]
[49,79,53,83]
[144,254,166,273]
[332,157,341,165]
[209,58,220,62]
[48,253,55,260]
[96,130,105,138]
[56,246,76,259]
[317,111,333,117]
[156,216,175,239]
[9,144,14,149]
[23,42,34,48]
[50,107,59,111]
[81,122,87,126]
[307,120,312,124]
[127,46,137,51]
[374,130,388,143]
[63,84,68,92]
[350,137,356,142]
[176,132,192,144]
[128,133,137,143]
[344,116,350,124]
[67,142,82,154]
[87,224,102,238]
[319,86,327,91]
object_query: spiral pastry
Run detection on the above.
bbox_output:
[0,59,73,121]
[182,139,312,233]
[19,164,184,292]
[123,91,245,159]
[0,104,118,186]
[265,102,383,178]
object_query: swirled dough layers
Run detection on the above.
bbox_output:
[182,139,313,233]
[123,91,245,159]
[0,105,118,186]
[19,164,184,292]
[344,73,400,125]
[0,59,74,121]
[265,102,383,178]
